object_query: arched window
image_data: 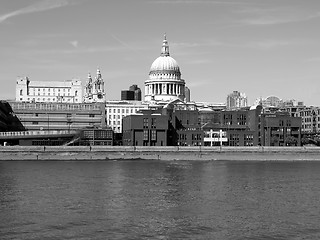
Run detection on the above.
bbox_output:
[75,91,78,96]
[20,89,23,96]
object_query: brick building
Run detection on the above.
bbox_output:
[122,112,168,146]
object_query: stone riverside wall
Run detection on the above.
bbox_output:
[1,146,320,161]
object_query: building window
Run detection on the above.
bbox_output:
[151,130,157,141]
[279,120,284,126]
[143,118,149,128]
[286,120,291,126]
[20,89,23,95]
[151,118,156,128]
[244,134,253,146]
[143,129,149,141]
[229,134,240,146]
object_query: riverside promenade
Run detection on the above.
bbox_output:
[1,146,320,161]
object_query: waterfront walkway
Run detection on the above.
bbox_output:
[1,146,320,161]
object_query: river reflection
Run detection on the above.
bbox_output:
[1,160,320,239]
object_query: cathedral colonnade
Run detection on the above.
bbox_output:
[145,82,185,96]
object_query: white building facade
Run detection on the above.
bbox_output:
[105,100,149,133]
[16,77,82,103]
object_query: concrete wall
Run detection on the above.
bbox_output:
[1,146,320,161]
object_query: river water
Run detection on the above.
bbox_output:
[1,160,320,239]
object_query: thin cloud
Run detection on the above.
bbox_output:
[21,45,128,55]
[148,0,253,5]
[0,0,78,24]
[70,40,79,48]
[237,7,320,26]
[252,40,293,49]
[241,14,320,26]
[305,57,320,63]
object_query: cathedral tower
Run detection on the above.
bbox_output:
[84,68,105,103]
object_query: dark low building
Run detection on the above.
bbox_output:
[261,112,301,146]
[122,113,168,146]
[202,105,301,146]
[122,100,204,146]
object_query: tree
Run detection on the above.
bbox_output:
[285,135,298,146]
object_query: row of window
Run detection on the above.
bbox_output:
[20,89,78,96]
[108,120,121,125]
[31,88,71,92]
[204,132,227,138]
[29,93,74,97]
[143,129,157,141]
[20,97,79,102]
[143,118,157,129]
[108,108,141,114]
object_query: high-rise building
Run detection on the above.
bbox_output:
[144,34,187,102]
[121,85,141,101]
[226,91,247,110]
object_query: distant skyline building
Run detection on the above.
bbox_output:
[254,96,283,108]
[121,84,141,101]
[226,91,247,110]
[185,86,191,102]
[16,76,82,103]
[144,34,187,102]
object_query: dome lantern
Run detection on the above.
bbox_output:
[161,33,170,57]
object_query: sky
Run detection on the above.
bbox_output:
[1,0,320,106]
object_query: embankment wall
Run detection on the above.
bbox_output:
[1,146,320,161]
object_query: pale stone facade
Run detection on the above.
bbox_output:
[105,100,149,133]
[16,77,82,103]
[83,68,106,103]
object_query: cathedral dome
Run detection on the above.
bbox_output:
[149,34,181,80]
[144,34,186,102]
[149,56,180,75]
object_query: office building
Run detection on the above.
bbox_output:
[121,85,142,101]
